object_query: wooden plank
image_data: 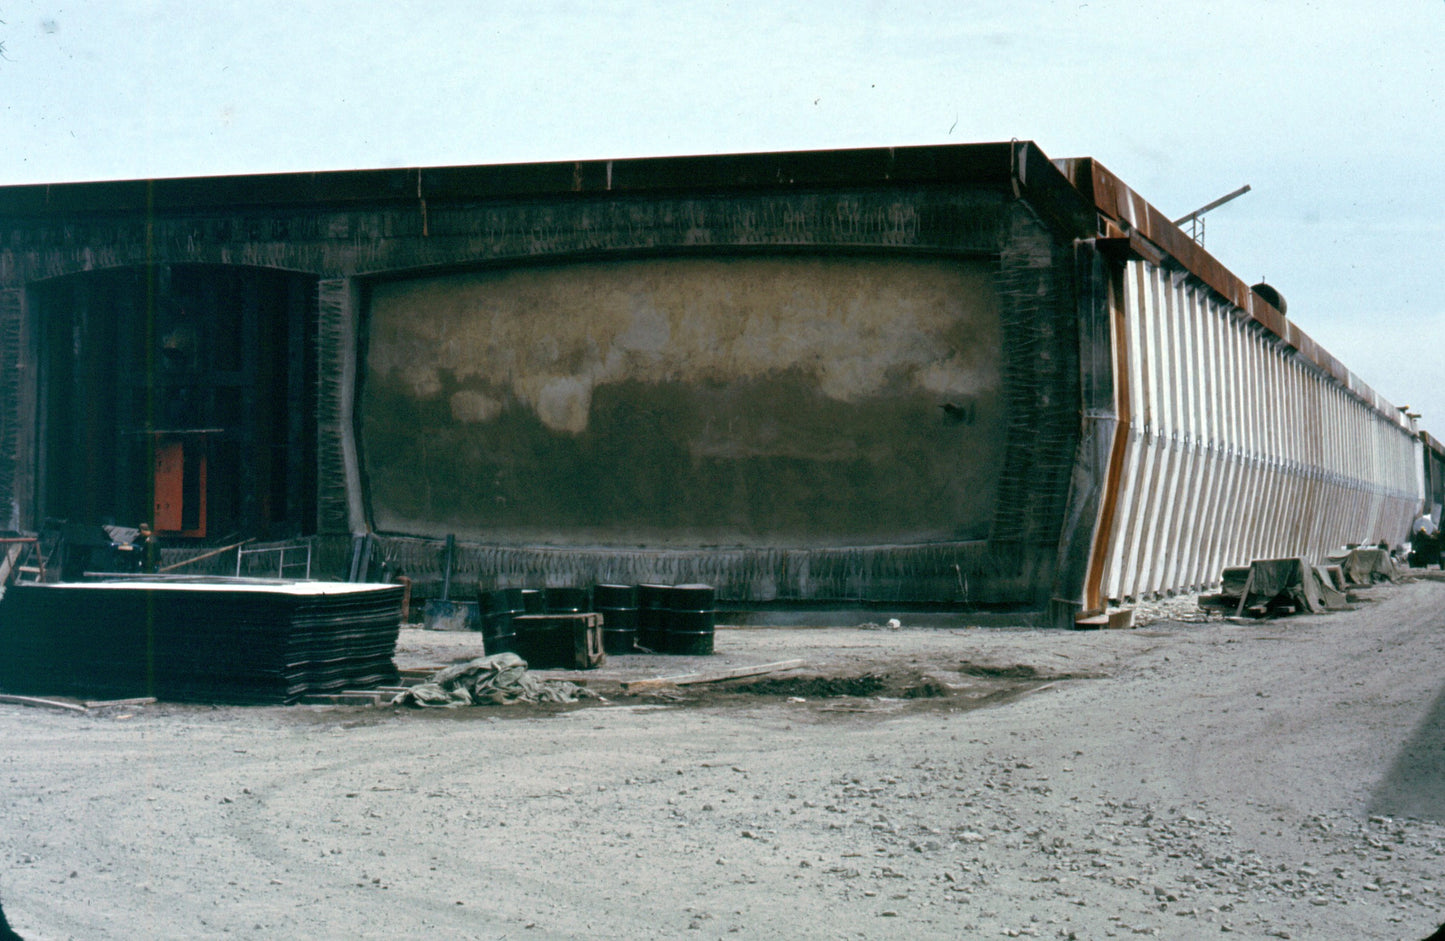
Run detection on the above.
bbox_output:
[299,692,387,706]
[0,693,89,713]
[1234,566,1256,618]
[83,697,157,708]
[399,666,446,678]
[620,659,805,693]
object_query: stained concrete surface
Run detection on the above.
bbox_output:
[362,256,1003,546]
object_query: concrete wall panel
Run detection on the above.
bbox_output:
[361,255,1005,549]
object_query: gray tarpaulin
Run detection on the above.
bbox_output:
[393,652,601,708]
[1221,566,1251,599]
[1330,547,1398,586]
[1236,558,1348,614]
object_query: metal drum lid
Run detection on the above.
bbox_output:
[592,583,637,607]
[666,583,716,609]
[544,586,590,614]
[635,584,671,609]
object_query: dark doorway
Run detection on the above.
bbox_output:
[34,265,317,540]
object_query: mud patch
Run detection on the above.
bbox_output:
[719,671,955,701]
[598,663,1089,721]
[698,669,999,717]
[901,677,952,699]
[958,662,1040,679]
[726,673,889,698]
[957,661,1098,681]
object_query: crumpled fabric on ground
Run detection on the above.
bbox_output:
[394,652,601,708]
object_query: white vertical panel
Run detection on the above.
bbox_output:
[1219,315,1250,572]
[1257,333,1279,558]
[1203,300,1235,580]
[1236,331,1260,563]
[1116,262,1156,599]
[1278,352,1299,555]
[1190,298,1217,584]
[1330,388,1346,548]
[1195,293,1224,584]
[1257,333,1277,557]
[1177,283,1208,588]
[1313,378,1331,556]
[1281,354,1299,553]
[1286,358,1307,555]
[1303,375,1325,559]
[1133,266,1169,596]
[1154,274,1187,593]
[1180,280,1207,588]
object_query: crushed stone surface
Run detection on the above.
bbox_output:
[1,579,1443,939]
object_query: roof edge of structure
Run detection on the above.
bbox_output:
[0,141,1089,227]
[1055,156,1414,436]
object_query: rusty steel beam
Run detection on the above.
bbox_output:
[1054,156,1411,435]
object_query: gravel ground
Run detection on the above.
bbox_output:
[2,576,1444,940]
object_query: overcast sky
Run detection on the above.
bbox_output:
[2,1,1442,437]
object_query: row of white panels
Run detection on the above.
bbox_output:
[1095,262,1418,602]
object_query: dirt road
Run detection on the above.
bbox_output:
[2,578,1443,939]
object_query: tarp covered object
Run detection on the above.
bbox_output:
[1221,566,1251,599]
[1331,547,1398,586]
[1235,558,1347,615]
[393,652,600,708]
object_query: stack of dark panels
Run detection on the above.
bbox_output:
[0,579,403,704]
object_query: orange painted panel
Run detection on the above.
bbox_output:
[154,440,185,532]
[153,439,208,537]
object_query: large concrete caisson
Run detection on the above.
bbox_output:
[353,172,1082,609]
[0,142,1432,622]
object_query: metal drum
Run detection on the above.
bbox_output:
[478,587,522,655]
[593,583,638,655]
[664,583,716,656]
[635,583,671,652]
[520,588,546,614]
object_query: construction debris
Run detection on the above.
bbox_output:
[0,693,88,713]
[392,652,601,708]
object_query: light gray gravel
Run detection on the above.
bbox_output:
[1,577,1443,939]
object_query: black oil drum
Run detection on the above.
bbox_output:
[544,586,590,614]
[478,587,522,655]
[520,588,546,614]
[635,583,671,652]
[593,583,638,655]
[664,583,716,656]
